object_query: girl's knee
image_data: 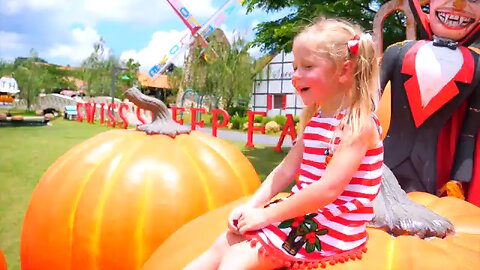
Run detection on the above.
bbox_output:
[218,242,259,270]
[210,231,244,254]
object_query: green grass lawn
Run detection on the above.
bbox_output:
[0,118,287,270]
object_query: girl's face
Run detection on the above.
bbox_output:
[292,42,341,107]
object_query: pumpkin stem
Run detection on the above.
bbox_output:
[124,87,190,137]
[369,165,454,239]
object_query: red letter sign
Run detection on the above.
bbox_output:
[107,103,117,127]
[274,114,297,152]
[171,107,185,125]
[211,109,230,137]
[85,102,96,123]
[76,102,84,122]
[245,111,266,148]
[118,103,129,129]
[190,108,206,131]
[136,107,146,125]
[99,103,105,125]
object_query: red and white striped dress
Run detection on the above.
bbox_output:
[246,111,384,268]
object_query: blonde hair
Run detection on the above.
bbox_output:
[296,18,380,144]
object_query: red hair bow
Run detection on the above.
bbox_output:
[347,35,360,56]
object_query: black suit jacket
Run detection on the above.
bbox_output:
[380,40,480,193]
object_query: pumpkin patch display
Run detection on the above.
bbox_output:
[141,192,480,270]
[20,87,261,270]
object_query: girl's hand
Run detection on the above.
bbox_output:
[237,208,271,234]
[228,204,252,234]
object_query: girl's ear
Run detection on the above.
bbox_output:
[338,60,355,85]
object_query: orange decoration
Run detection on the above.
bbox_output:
[377,81,391,140]
[437,181,465,200]
[142,192,480,270]
[0,249,6,270]
[21,129,260,270]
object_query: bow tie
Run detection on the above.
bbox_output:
[432,38,458,50]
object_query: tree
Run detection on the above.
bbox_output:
[242,0,408,53]
[183,30,258,113]
[167,66,184,96]
[80,39,121,97]
[119,58,141,89]
[13,49,48,110]
[80,40,141,99]
[0,60,15,76]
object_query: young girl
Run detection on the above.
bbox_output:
[185,17,383,270]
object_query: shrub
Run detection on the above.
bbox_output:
[293,115,300,124]
[202,114,212,126]
[261,116,272,125]
[231,115,248,130]
[254,114,264,123]
[273,115,287,127]
[227,106,247,117]
[182,112,191,124]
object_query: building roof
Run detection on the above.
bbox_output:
[138,72,170,89]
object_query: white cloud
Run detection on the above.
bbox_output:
[0,31,27,52]
[181,1,217,18]
[122,20,267,73]
[45,26,108,64]
[0,0,219,65]
[251,19,260,29]
[248,45,263,59]
[1,0,216,24]
[120,29,190,71]
[0,0,272,66]
[1,0,64,14]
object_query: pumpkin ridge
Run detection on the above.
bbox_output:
[66,132,134,268]
[175,135,216,209]
[39,130,117,188]
[133,169,153,269]
[420,236,479,267]
[189,132,253,196]
[191,132,251,195]
[86,135,148,267]
[385,234,396,269]
[26,131,126,270]
[444,233,480,254]
[442,234,480,255]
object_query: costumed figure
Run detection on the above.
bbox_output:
[380,0,480,206]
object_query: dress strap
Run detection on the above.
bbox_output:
[371,113,383,138]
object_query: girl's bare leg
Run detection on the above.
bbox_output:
[218,241,284,270]
[183,231,245,270]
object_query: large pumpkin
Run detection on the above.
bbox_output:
[142,192,480,270]
[21,128,260,270]
[0,249,6,270]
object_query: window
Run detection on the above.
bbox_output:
[267,94,287,110]
[273,95,283,109]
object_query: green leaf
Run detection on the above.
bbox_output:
[278,219,293,229]
[299,223,309,233]
[315,241,322,251]
[242,0,407,53]
[305,220,318,231]
[317,229,328,236]
[305,242,315,253]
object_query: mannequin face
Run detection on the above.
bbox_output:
[429,0,480,40]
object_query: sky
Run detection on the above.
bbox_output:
[0,0,291,71]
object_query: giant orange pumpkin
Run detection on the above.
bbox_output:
[21,127,260,270]
[142,192,480,270]
[0,249,6,270]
